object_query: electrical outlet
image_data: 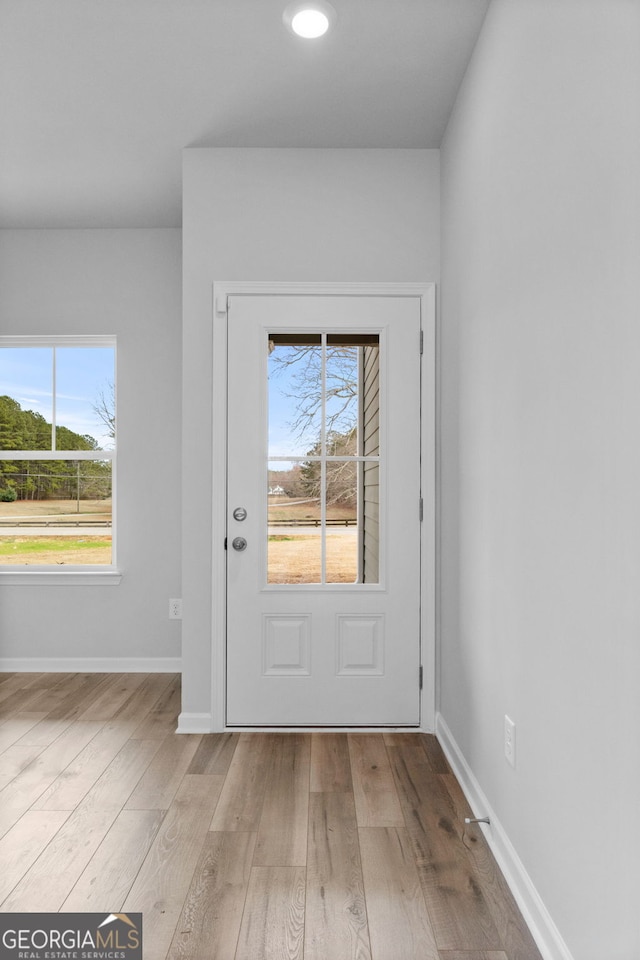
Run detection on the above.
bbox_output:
[504,715,516,768]
[169,598,182,620]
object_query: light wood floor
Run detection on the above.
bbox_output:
[0,672,543,960]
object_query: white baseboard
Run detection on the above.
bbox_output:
[0,657,181,673]
[176,712,213,734]
[435,713,575,960]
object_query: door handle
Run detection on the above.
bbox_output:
[232,537,247,552]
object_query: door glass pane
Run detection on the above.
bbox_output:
[325,342,358,450]
[326,459,358,583]
[268,460,321,583]
[267,333,380,586]
[268,335,322,458]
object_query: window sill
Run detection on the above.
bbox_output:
[0,568,122,586]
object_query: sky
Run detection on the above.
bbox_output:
[268,345,320,464]
[0,346,115,450]
[2,343,352,459]
[268,344,359,469]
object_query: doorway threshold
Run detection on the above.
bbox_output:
[224,724,422,733]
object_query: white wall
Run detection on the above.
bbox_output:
[440,2,640,957]
[0,229,182,667]
[181,148,439,724]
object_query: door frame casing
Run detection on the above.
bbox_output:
[211,281,436,732]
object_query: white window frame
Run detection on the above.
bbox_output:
[0,335,120,585]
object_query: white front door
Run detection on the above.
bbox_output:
[225,293,423,726]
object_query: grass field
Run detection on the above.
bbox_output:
[0,499,112,564]
[0,536,112,565]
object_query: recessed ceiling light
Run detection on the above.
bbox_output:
[283,1,337,39]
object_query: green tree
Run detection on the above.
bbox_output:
[0,396,109,500]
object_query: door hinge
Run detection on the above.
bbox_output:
[215,295,229,317]
[420,329,424,355]
[419,497,424,521]
[224,537,228,551]
[419,665,423,690]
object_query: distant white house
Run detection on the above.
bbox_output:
[268,485,285,496]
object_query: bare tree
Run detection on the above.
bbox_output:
[269,345,358,445]
[93,381,116,442]
[298,429,358,507]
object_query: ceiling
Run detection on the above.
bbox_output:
[0,0,489,229]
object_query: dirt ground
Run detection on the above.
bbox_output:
[0,499,112,519]
[268,496,354,523]
[268,533,357,583]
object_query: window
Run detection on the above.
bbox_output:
[0,337,116,574]
[267,332,380,585]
